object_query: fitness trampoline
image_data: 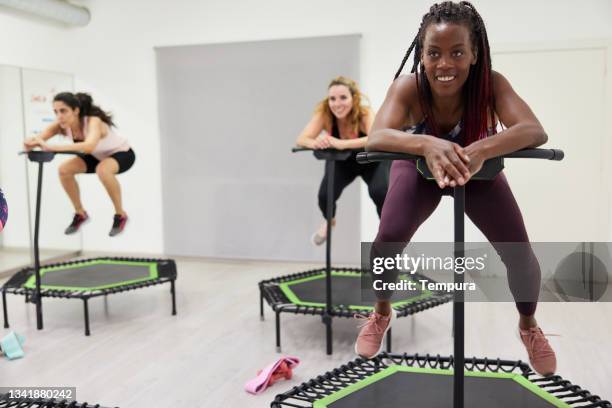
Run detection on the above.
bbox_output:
[0,393,117,408]
[270,147,611,407]
[2,256,177,335]
[1,151,177,335]
[259,148,452,354]
[271,353,612,407]
[260,267,452,351]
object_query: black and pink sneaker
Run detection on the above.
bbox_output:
[109,214,128,237]
[65,212,89,235]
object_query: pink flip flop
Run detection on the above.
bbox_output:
[244,356,300,395]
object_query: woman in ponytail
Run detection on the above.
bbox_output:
[24,92,135,237]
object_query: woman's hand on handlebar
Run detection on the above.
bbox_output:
[422,136,471,188]
[463,143,486,178]
[23,136,41,151]
[312,133,333,150]
[23,136,53,152]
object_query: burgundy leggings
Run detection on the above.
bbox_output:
[373,160,540,316]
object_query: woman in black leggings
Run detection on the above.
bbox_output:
[296,76,389,245]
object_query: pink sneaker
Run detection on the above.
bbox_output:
[354,308,396,359]
[64,212,89,235]
[519,326,557,376]
[109,213,128,237]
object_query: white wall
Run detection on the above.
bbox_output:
[0,0,611,254]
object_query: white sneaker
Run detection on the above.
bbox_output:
[311,231,326,246]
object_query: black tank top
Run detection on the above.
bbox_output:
[331,117,366,139]
[331,117,367,161]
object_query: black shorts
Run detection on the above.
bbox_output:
[77,148,136,174]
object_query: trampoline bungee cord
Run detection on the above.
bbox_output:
[271,148,609,407]
[2,151,177,336]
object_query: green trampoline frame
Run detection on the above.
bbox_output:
[314,365,568,408]
[278,270,434,310]
[23,259,160,292]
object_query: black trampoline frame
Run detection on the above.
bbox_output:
[2,256,177,336]
[3,151,178,336]
[259,266,452,353]
[271,352,612,407]
[0,393,118,408]
[259,148,452,355]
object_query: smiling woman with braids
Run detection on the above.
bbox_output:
[24,92,135,237]
[297,76,389,245]
[354,1,557,376]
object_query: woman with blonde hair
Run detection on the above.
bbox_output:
[296,76,389,245]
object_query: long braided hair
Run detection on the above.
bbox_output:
[394,1,495,145]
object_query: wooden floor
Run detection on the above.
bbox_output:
[1,257,611,407]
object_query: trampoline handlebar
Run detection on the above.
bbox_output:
[291,146,366,153]
[504,148,564,160]
[356,148,564,164]
[19,150,82,163]
[19,150,81,156]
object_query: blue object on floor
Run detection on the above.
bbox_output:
[1,331,25,360]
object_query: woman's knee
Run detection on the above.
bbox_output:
[58,157,87,178]
[376,220,412,243]
[58,163,78,178]
[96,164,114,179]
[95,159,119,178]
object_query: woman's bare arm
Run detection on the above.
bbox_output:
[464,71,548,161]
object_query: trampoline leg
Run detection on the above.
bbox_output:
[275,308,282,353]
[83,299,91,336]
[259,289,264,321]
[171,280,177,316]
[323,314,332,355]
[2,291,9,329]
[386,327,392,353]
[103,294,109,315]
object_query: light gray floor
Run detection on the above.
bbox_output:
[1,257,611,407]
[0,247,80,277]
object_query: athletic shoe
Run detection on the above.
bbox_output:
[311,221,334,246]
[64,212,89,235]
[519,326,557,376]
[354,308,396,359]
[311,231,326,246]
[109,214,128,237]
